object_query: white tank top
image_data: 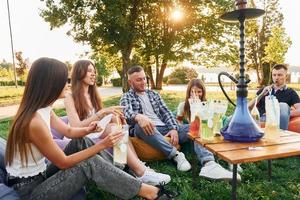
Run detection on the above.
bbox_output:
[6,106,51,178]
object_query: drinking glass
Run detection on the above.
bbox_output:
[111,124,128,164]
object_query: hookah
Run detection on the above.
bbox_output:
[218,0,265,142]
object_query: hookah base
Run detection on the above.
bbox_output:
[221,125,264,142]
[222,132,263,142]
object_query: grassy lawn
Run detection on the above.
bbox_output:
[1,91,300,199]
[1,84,299,106]
[0,86,24,106]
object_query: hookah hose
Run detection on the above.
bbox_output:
[218,71,251,107]
[218,72,238,106]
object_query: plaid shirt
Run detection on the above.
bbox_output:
[120,89,179,133]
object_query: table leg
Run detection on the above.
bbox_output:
[268,160,272,181]
[191,141,198,182]
[231,164,237,200]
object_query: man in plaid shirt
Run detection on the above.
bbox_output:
[121,66,240,180]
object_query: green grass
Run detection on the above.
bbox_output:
[0,84,299,107]
[0,86,24,106]
[1,91,300,199]
[0,118,11,139]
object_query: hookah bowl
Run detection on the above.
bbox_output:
[219,0,265,142]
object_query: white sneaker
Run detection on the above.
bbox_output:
[173,152,191,171]
[228,163,243,173]
[199,161,241,181]
[137,168,171,186]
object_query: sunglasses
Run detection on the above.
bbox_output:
[67,78,71,84]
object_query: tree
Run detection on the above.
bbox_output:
[190,34,240,71]
[41,0,142,92]
[0,68,9,79]
[15,51,28,76]
[64,61,73,72]
[263,26,291,84]
[41,0,233,91]
[0,60,12,70]
[136,0,233,89]
[265,27,292,64]
[245,0,287,86]
[90,46,123,78]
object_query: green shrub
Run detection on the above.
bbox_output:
[168,67,198,84]
[163,76,169,84]
[97,76,103,86]
[111,78,122,87]
[0,81,25,86]
[167,77,182,84]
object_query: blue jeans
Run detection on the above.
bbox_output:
[134,124,214,165]
[260,102,291,130]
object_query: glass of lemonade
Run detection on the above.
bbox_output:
[201,119,214,142]
[264,123,280,141]
[209,100,228,136]
[199,103,214,142]
[264,96,280,142]
[111,124,129,164]
[212,113,222,135]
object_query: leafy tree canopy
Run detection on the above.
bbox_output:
[41,0,234,90]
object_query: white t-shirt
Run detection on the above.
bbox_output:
[177,102,185,117]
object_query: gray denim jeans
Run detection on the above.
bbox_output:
[13,137,142,200]
[134,124,215,165]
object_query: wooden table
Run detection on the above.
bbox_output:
[189,130,300,200]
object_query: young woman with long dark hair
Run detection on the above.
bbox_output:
[64,60,170,186]
[176,79,207,124]
[5,57,172,200]
[176,78,243,173]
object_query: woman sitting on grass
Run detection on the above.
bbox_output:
[176,79,207,124]
[5,57,173,200]
[64,59,170,186]
[176,78,242,173]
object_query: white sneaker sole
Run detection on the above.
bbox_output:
[143,178,171,186]
[199,173,241,182]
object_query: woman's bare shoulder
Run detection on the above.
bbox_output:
[28,113,48,135]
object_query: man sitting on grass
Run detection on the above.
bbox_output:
[121,65,241,181]
[249,64,300,130]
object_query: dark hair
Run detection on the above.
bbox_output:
[127,65,144,76]
[6,57,68,166]
[183,79,207,122]
[71,60,102,120]
[272,64,288,71]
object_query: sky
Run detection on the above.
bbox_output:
[0,0,299,65]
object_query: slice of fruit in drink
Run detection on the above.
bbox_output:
[190,115,201,137]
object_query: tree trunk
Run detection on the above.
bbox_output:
[149,69,155,89]
[255,65,261,86]
[121,0,139,93]
[121,49,132,93]
[144,56,155,89]
[261,62,271,86]
[156,60,167,90]
[155,54,159,89]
